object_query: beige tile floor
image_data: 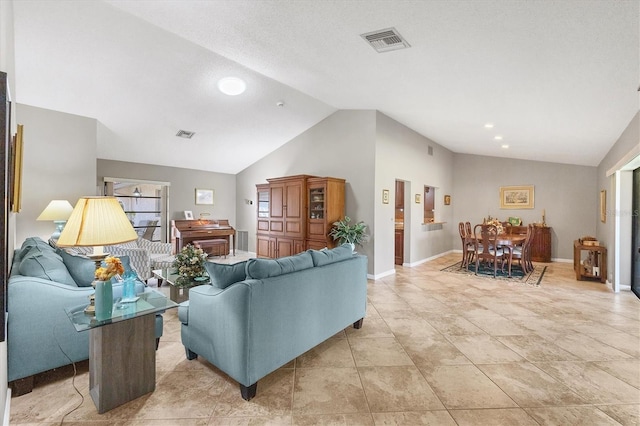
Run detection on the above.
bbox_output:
[10,253,640,425]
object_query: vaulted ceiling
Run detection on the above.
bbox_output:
[11,0,639,174]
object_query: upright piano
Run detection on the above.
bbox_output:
[171,219,236,255]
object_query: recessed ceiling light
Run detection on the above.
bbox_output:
[484,123,494,129]
[218,77,246,96]
[494,135,503,140]
[501,144,509,149]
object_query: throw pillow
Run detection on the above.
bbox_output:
[18,251,77,286]
[309,243,353,267]
[57,248,95,287]
[204,261,247,289]
[245,251,313,279]
[16,237,54,261]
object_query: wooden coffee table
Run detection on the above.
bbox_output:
[152,268,209,303]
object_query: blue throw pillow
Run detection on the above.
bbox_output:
[309,243,354,267]
[16,237,55,261]
[204,261,247,289]
[245,251,313,279]
[57,248,95,287]
[18,251,77,286]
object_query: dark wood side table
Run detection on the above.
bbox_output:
[573,240,607,283]
[65,291,178,413]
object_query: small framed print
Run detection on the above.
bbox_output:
[444,195,451,205]
[184,210,194,220]
[195,188,214,205]
[382,189,390,204]
[415,194,421,204]
[600,190,606,223]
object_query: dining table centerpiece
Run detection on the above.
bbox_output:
[172,243,209,286]
[486,218,504,235]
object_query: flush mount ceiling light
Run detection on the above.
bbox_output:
[501,144,509,149]
[494,135,503,141]
[218,77,246,96]
[484,123,494,129]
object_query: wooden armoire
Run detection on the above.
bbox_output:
[256,175,345,258]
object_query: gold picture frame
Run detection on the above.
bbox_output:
[600,190,606,223]
[444,195,451,205]
[382,189,389,204]
[415,194,421,204]
[499,185,534,209]
[195,188,214,205]
[11,124,24,213]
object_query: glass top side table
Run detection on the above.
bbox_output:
[65,289,178,414]
[65,290,178,332]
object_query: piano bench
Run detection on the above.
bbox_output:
[194,239,229,258]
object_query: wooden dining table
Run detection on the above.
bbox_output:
[470,234,526,277]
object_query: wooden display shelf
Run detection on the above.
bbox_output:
[573,240,607,283]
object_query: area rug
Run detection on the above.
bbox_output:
[441,261,546,286]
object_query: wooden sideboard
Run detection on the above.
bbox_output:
[506,225,552,262]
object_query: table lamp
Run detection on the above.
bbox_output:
[36,200,74,239]
[57,196,138,314]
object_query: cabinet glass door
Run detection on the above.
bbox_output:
[309,187,325,219]
[258,189,269,218]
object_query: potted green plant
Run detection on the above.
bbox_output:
[329,216,369,248]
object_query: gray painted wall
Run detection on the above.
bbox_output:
[452,153,597,260]
[236,110,376,272]
[15,104,97,245]
[375,112,454,275]
[597,111,639,284]
[97,159,237,241]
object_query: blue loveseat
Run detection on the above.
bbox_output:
[7,237,163,393]
[179,244,368,400]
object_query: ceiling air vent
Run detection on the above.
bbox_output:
[361,27,410,53]
[176,130,195,139]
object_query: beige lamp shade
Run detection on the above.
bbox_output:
[57,196,138,247]
[36,200,74,221]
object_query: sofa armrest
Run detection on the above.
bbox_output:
[7,276,96,381]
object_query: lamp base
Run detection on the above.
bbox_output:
[83,253,109,315]
[50,220,67,240]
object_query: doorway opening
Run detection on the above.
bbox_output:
[103,177,170,243]
[394,180,405,265]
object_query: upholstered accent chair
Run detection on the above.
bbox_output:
[107,237,173,281]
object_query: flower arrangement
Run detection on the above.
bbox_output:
[172,244,208,286]
[95,256,125,281]
[486,218,504,235]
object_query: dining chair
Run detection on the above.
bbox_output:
[511,224,534,273]
[472,224,505,277]
[458,222,475,268]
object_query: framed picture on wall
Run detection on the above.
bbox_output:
[600,190,606,223]
[382,189,389,204]
[444,195,451,205]
[195,188,214,205]
[499,185,534,209]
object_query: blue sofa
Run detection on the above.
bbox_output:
[179,244,368,400]
[7,237,163,393]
